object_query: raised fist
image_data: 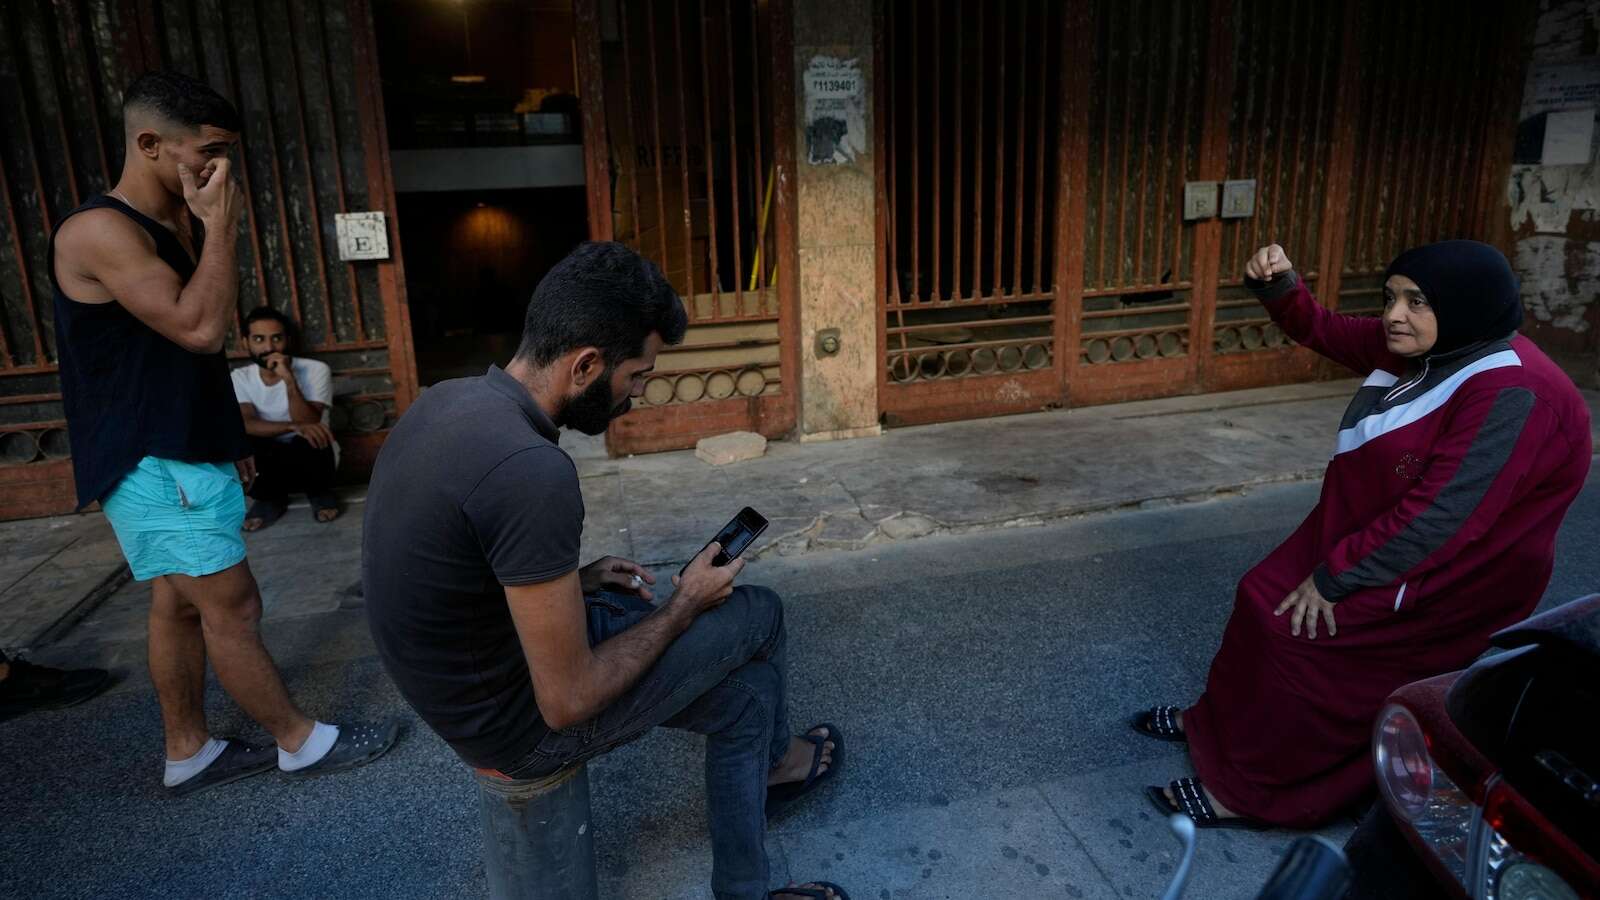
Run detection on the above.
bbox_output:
[1245,244,1293,282]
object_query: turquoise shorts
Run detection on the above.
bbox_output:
[101,456,248,581]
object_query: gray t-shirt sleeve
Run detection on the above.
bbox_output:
[461,446,584,586]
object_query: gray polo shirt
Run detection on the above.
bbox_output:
[363,365,583,770]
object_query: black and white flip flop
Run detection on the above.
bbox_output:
[1146,777,1268,831]
[1131,704,1187,743]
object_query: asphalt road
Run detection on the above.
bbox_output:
[3,474,1595,899]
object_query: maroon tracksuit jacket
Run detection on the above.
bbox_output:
[1185,272,1592,827]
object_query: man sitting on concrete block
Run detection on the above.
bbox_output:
[363,243,847,900]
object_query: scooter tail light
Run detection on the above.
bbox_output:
[1375,704,1435,822]
[1479,781,1598,899]
[1374,703,1476,888]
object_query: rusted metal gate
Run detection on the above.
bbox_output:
[1202,0,1350,394]
[1327,0,1519,320]
[874,0,1067,424]
[1208,0,1519,391]
[575,0,799,455]
[877,0,1524,426]
[0,0,414,519]
[1064,0,1213,407]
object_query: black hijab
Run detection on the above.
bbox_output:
[1384,240,1523,355]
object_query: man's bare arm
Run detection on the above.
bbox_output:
[240,401,333,448]
[238,402,294,438]
[505,544,742,730]
[56,160,243,354]
[282,376,323,424]
[257,355,325,425]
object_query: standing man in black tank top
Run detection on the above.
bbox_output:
[50,72,398,796]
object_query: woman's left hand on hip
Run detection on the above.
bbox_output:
[1275,574,1338,640]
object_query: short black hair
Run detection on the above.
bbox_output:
[243,306,299,353]
[123,71,241,133]
[516,242,687,368]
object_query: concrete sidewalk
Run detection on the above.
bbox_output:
[574,378,1373,566]
[4,377,1598,654]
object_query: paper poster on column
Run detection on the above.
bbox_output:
[1523,59,1600,116]
[1542,108,1596,165]
[804,56,865,165]
[1515,59,1600,164]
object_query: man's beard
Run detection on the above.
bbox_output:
[559,374,632,435]
[251,351,275,369]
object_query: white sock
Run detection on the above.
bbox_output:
[164,737,227,787]
[279,721,339,771]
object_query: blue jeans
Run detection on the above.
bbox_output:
[495,585,791,900]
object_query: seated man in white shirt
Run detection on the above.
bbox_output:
[232,307,340,530]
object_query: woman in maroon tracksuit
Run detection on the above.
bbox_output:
[1137,240,1592,829]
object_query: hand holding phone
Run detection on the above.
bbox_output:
[670,541,745,616]
[678,507,769,577]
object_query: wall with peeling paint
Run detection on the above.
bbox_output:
[1508,0,1600,387]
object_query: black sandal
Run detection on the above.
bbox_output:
[766,723,843,820]
[243,499,288,532]
[309,492,340,523]
[1131,704,1187,742]
[770,882,850,900]
[1146,777,1267,831]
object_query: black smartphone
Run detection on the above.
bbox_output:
[679,507,769,576]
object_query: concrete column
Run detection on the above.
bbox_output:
[791,0,882,441]
[477,763,598,900]
[1502,0,1600,389]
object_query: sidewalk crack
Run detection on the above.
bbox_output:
[834,479,868,519]
[1034,784,1126,898]
[0,535,81,599]
[748,514,828,561]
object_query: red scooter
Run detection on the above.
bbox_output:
[1343,593,1600,899]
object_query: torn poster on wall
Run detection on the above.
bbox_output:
[1515,58,1600,165]
[804,56,865,165]
[1509,164,1600,234]
[1515,235,1598,332]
